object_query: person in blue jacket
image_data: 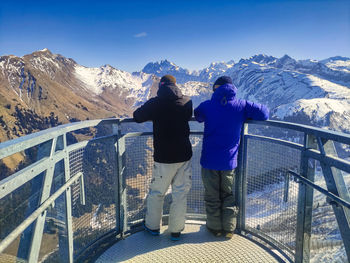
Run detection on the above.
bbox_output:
[194,76,269,238]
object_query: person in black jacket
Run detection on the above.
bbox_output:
[133,75,192,241]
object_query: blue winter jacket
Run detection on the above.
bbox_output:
[194,83,269,170]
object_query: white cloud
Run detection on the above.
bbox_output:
[133,32,147,38]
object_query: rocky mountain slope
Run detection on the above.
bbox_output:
[0,49,158,142]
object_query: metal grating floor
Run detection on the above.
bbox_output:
[96,221,283,262]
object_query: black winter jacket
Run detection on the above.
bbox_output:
[133,83,193,163]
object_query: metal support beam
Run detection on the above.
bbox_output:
[295,134,317,263]
[115,122,128,236]
[28,138,58,263]
[237,123,248,233]
[80,171,86,205]
[63,133,74,263]
[318,139,350,260]
[283,173,290,203]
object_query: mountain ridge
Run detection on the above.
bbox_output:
[1,48,350,144]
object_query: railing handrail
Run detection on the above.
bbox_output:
[2,117,350,161]
[288,170,350,210]
[0,118,120,159]
[247,119,350,145]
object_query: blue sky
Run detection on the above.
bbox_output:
[0,0,349,72]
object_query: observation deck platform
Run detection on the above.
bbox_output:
[97,221,282,263]
[1,118,349,263]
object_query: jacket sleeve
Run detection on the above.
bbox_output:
[133,99,156,123]
[194,102,206,123]
[244,101,269,121]
[185,99,193,121]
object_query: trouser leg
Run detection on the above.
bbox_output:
[201,168,222,230]
[145,162,175,230]
[169,160,192,233]
[220,169,238,232]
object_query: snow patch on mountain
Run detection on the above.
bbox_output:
[321,56,350,73]
[142,59,199,83]
[273,98,350,123]
[74,64,153,105]
[29,56,61,78]
[177,81,211,108]
[199,61,235,82]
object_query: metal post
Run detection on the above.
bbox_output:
[283,173,290,203]
[115,121,128,236]
[63,133,74,263]
[113,122,121,234]
[28,138,57,263]
[17,140,53,261]
[318,139,350,260]
[237,123,248,233]
[295,134,317,263]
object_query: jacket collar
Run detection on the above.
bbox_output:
[157,83,183,100]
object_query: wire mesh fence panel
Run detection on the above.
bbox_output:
[69,136,118,258]
[120,122,153,134]
[248,123,305,145]
[187,135,205,215]
[0,172,44,262]
[124,135,154,225]
[124,134,206,226]
[0,172,45,241]
[310,162,348,263]
[0,222,37,263]
[39,192,70,263]
[245,137,301,258]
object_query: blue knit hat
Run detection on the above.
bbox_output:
[213,76,233,90]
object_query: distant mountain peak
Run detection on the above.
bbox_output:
[327,56,350,61]
[321,56,350,63]
[33,48,53,55]
[238,54,276,65]
[160,59,172,64]
[280,54,292,60]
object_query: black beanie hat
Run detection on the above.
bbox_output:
[213,76,233,89]
[160,75,176,85]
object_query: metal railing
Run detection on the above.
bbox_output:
[0,118,349,263]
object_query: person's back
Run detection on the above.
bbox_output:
[133,76,192,163]
[195,78,269,170]
[194,76,269,238]
[133,75,192,241]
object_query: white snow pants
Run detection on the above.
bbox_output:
[145,159,192,233]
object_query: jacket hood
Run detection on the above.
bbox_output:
[212,83,237,102]
[157,83,183,100]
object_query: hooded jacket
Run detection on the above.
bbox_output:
[133,83,193,163]
[194,83,269,170]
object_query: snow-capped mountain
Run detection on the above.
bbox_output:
[177,81,211,107]
[1,49,350,143]
[141,59,236,84]
[226,55,350,132]
[143,54,350,133]
[74,64,154,105]
[198,60,235,83]
[0,49,159,141]
[142,59,199,84]
[321,56,350,73]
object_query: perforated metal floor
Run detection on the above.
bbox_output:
[96,221,283,262]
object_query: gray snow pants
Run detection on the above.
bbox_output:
[145,160,192,233]
[201,168,238,232]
